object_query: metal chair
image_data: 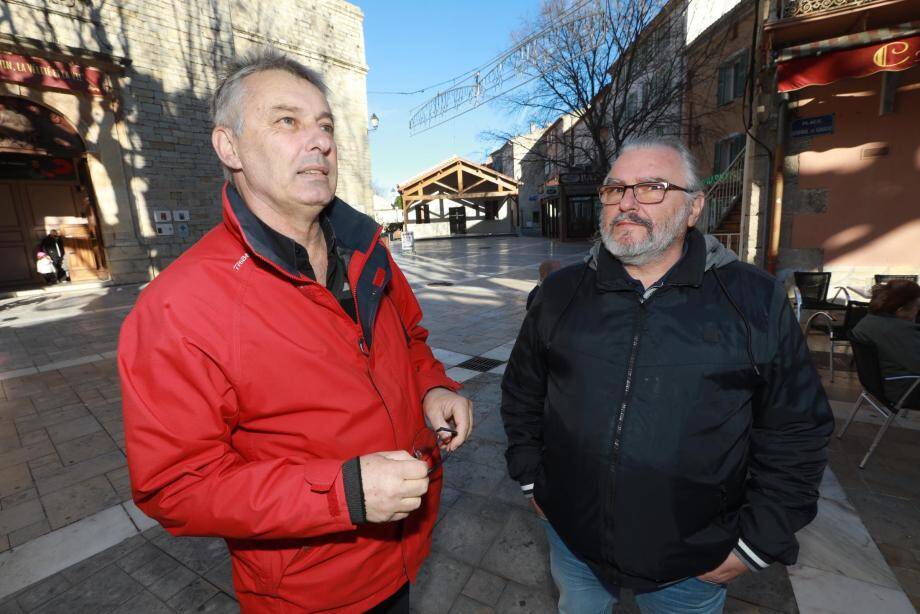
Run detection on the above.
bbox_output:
[805,301,869,382]
[874,274,918,285]
[793,272,847,322]
[837,338,920,468]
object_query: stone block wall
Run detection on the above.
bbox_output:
[1,0,370,281]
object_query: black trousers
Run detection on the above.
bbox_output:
[366,583,409,614]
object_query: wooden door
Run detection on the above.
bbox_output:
[0,183,35,286]
[60,223,99,282]
[22,183,105,282]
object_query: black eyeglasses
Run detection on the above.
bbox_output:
[598,181,694,205]
[412,426,457,475]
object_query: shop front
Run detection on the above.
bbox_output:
[540,171,604,241]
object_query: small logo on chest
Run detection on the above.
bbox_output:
[233,253,250,271]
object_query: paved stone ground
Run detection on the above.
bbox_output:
[0,236,915,613]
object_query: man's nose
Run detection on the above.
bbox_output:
[618,187,639,211]
[305,126,333,154]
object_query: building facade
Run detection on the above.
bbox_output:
[487,123,547,235]
[749,0,920,287]
[0,0,370,290]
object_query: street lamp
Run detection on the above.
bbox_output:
[369,113,379,131]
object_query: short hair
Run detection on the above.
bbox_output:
[211,47,328,135]
[868,280,920,315]
[539,259,561,281]
[617,135,702,194]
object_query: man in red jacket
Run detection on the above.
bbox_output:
[119,48,472,613]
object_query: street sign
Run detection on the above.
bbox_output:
[791,114,834,138]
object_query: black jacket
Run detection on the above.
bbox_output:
[501,230,833,589]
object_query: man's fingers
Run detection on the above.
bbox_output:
[453,399,474,449]
[397,496,423,513]
[379,449,414,462]
[397,476,429,498]
[395,458,429,480]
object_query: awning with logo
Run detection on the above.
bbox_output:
[776,29,920,93]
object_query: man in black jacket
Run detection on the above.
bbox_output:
[501,136,833,613]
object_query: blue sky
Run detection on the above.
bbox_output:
[355,1,538,196]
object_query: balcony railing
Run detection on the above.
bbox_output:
[699,149,745,236]
[779,0,876,19]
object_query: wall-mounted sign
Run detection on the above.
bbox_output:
[176,222,189,237]
[0,53,107,97]
[155,223,174,236]
[777,35,920,93]
[559,172,604,185]
[153,210,172,222]
[791,114,834,138]
[174,210,190,221]
[0,153,77,181]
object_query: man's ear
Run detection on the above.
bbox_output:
[687,193,705,228]
[212,126,242,173]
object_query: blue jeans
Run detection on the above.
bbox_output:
[544,520,727,614]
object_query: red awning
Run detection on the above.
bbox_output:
[777,35,920,93]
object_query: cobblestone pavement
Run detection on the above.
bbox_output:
[0,236,914,613]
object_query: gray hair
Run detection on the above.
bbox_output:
[211,47,327,135]
[617,135,702,195]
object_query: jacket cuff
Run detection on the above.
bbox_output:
[520,483,534,499]
[734,538,771,571]
[342,457,366,525]
[417,373,462,401]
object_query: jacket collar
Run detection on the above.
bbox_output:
[221,182,381,279]
[596,227,707,292]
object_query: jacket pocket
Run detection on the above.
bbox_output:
[228,541,307,595]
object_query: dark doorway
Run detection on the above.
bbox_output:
[0,97,108,289]
[448,207,466,235]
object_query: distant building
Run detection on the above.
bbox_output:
[487,123,547,235]
[0,0,371,290]
[371,193,402,227]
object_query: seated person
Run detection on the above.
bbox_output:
[526,259,561,310]
[851,280,920,407]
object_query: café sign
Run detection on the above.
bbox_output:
[777,35,920,93]
[0,52,106,97]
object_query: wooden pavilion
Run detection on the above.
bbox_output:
[397,157,519,238]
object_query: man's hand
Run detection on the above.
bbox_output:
[422,387,473,451]
[697,552,749,585]
[360,451,430,523]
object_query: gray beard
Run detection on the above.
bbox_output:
[601,207,690,266]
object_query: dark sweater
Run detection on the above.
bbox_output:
[851,313,920,403]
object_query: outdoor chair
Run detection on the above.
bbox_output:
[793,272,847,323]
[805,301,869,382]
[874,274,918,285]
[837,339,920,468]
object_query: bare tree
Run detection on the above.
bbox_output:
[487,0,735,174]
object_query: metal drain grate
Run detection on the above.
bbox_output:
[455,356,505,372]
[427,281,454,287]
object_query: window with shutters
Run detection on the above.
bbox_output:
[717,52,748,106]
[713,133,745,174]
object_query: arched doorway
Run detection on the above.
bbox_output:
[0,96,108,289]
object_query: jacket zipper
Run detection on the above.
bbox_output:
[354,294,412,583]
[605,299,645,564]
[611,302,645,469]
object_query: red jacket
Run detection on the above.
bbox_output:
[119,185,458,612]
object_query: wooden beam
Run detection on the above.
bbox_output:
[463,177,490,193]
[404,190,519,203]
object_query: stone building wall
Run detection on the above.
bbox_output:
[0,0,370,282]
